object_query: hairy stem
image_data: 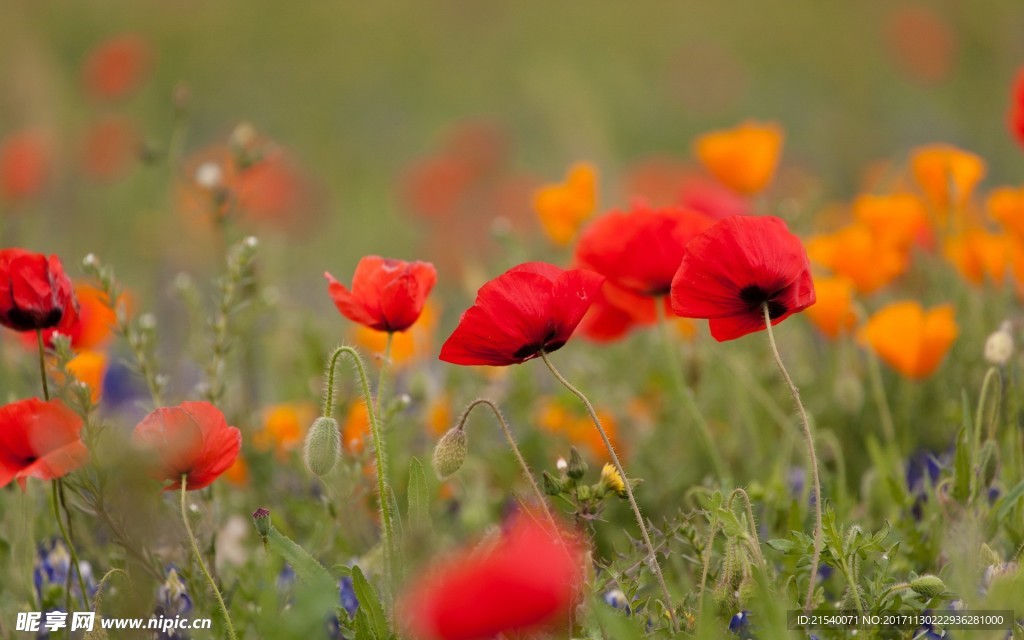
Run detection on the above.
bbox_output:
[180,476,237,640]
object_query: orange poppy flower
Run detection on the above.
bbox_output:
[66,350,108,403]
[806,224,908,294]
[224,455,250,486]
[987,186,1024,239]
[803,276,856,340]
[426,393,452,437]
[254,403,315,459]
[342,401,372,454]
[910,144,985,214]
[693,121,783,195]
[82,34,153,101]
[536,399,621,461]
[0,131,50,203]
[852,193,931,249]
[858,301,958,380]
[534,163,597,246]
[944,228,1010,286]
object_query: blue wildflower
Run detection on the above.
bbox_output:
[729,610,753,638]
[154,566,192,640]
[603,588,632,615]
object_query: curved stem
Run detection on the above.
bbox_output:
[180,476,237,640]
[322,346,395,597]
[976,366,1001,443]
[726,488,765,569]
[36,330,50,400]
[762,304,822,611]
[539,351,676,629]
[51,480,88,625]
[456,399,556,528]
[654,301,729,482]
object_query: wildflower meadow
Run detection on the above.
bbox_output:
[3,3,1024,639]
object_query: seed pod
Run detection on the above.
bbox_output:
[303,416,341,476]
[432,427,468,479]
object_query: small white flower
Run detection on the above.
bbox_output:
[194,162,224,189]
[556,457,568,472]
[984,323,1014,366]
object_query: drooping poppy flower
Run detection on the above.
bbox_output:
[534,162,598,246]
[1008,67,1024,148]
[0,398,88,490]
[693,121,784,195]
[910,144,986,213]
[439,263,603,366]
[0,131,50,203]
[852,193,932,250]
[575,203,714,297]
[0,250,79,333]
[806,223,909,294]
[399,513,584,640]
[803,276,856,340]
[82,34,153,101]
[987,186,1024,239]
[883,5,956,85]
[325,256,437,333]
[131,401,241,491]
[858,301,957,380]
[670,216,815,341]
[943,228,1010,286]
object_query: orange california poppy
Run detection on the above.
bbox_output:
[987,186,1024,239]
[803,276,856,340]
[426,393,453,438]
[66,350,108,403]
[536,399,622,462]
[943,228,1010,286]
[858,301,958,380]
[910,144,985,214]
[693,121,783,195]
[806,224,908,294]
[534,163,598,247]
[342,401,372,454]
[852,192,931,249]
[254,403,315,459]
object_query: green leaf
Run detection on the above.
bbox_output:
[354,608,376,640]
[265,526,335,593]
[995,480,1024,521]
[953,390,973,503]
[407,457,430,532]
[351,566,389,640]
[766,538,796,554]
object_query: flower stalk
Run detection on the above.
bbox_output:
[181,476,237,640]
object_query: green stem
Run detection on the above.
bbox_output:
[762,304,822,611]
[456,399,557,528]
[654,301,729,482]
[375,332,394,419]
[866,347,899,453]
[36,330,49,400]
[180,476,237,640]
[539,351,676,629]
[726,488,765,569]
[322,346,395,601]
[976,366,1001,444]
[698,513,719,603]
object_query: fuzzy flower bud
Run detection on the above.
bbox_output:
[984,323,1014,366]
[432,427,468,479]
[303,416,341,476]
[910,574,946,598]
[567,447,587,480]
[542,470,563,496]
[252,507,271,538]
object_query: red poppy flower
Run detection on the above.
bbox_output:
[82,34,153,101]
[670,216,815,341]
[325,256,437,333]
[0,398,88,490]
[131,401,241,491]
[576,203,713,297]
[0,131,50,202]
[1011,67,1024,148]
[439,262,604,366]
[400,514,584,640]
[0,249,79,333]
[80,116,140,181]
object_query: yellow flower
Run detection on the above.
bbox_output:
[858,301,958,380]
[987,186,1024,239]
[66,350,108,403]
[534,162,598,246]
[806,224,908,294]
[694,121,784,195]
[910,144,986,215]
[944,228,1009,286]
[852,192,930,249]
[803,276,856,340]
[254,402,315,459]
[600,463,626,498]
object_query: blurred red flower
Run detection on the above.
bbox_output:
[80,116,140,181]
[400,514,584,640]
[0,250,79,333]
[883,5,956,85]
[326,256,437,333]
[132,401,241,491]
[1011,68,1024,148]
[579,283,652,343]
[439,262,603,366]
[82,34,153,101]
[0,131,50,203]
[576,203,713,297]
[671,216,815,341]
[0,398,88,490]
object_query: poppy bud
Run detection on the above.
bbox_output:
[567,447,587,480]
[984,323,1014,366]
[252,507,272,538]
[432,427,468,479]
[303,416,340,477]
[910,574,945,598]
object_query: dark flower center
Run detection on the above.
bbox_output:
[513,328,563,360]
[739,285,787,320]
[23,455,38,465]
